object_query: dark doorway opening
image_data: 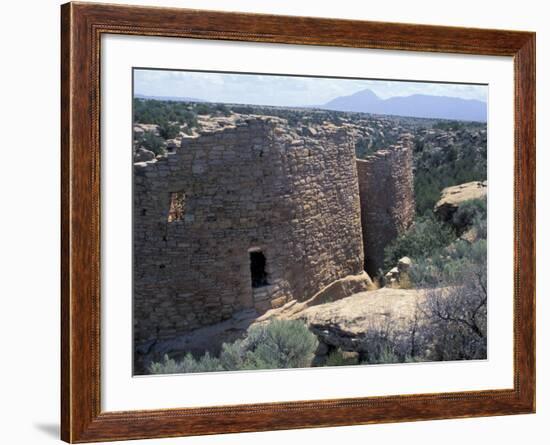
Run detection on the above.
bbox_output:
[249,251,269,288]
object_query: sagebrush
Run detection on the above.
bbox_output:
[149,319,318,374]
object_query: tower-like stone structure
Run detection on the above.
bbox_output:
[133,117,365,343]
[356,137,415,277]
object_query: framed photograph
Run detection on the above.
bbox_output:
[61,2,535,442]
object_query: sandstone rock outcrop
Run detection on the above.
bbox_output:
[255,272,375,323]
[434,180,487,221]
[134,147,156,162]
[292,287,424,360]
[384,256,412,288]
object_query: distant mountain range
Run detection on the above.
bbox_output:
[135,88,487,122]
[134,94,206,103]
[322,89,486,122]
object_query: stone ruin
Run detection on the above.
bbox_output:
[133,116,414,344]
[357,135,415,277]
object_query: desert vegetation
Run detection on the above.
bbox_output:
[382,196,487,361]
[149,320,319,374]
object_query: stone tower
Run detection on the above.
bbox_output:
[133,117,366,343]
[356,136,415,277]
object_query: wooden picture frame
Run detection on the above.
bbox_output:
[61,2,535,442]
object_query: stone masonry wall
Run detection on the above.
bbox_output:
[356,137,415,277]
[133,117,364,343]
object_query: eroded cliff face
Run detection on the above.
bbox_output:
[133,117,365,343]
[356,137,416,277]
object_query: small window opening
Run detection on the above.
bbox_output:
[167,191,186,222]
[250,251,269,288]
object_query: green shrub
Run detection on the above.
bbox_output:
[386,198,487,289]
[413,137,487,215]
[137,130,166,156]
[149,355,180,374]
[148,319,318,374]
[325,350,359,366]
[133,98,200,132]
[355,137,377,159]
[451,198,487,233]
[473,212,487,240]
[384,215,454,269]
[157,120,180,139]
[361,346,402,365]
[180,110,199,129]
[241,319,319,370]
[218,341,245,370]
[149,352,223,374]
[410,238,487,287]
[194,103,211,115]
[432,120,465,131]
[214,103,231,116]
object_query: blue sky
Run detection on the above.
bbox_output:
[134,69,487,107]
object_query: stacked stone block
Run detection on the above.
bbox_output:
[133,117,365,343]
[356,138,415,277]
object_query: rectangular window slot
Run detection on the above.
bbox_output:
[167,191,186,222]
